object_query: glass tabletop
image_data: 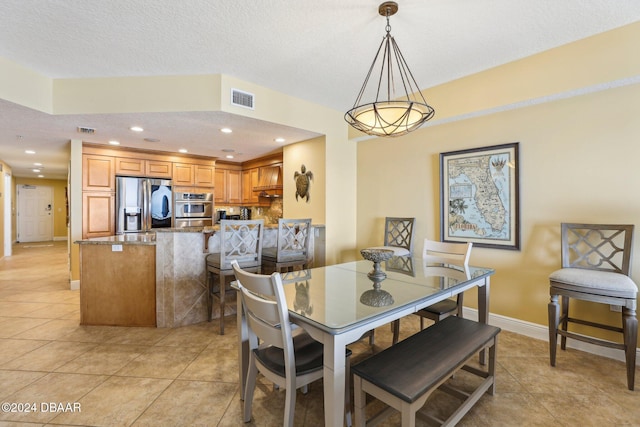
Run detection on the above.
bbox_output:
[280,257,494,334]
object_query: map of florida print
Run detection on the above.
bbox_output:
[447,154,508,239]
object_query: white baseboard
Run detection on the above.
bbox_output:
[53,236,68,241]
[463,307,639,364]
[70,280,80,291]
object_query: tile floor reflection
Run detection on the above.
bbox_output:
[0,241,638,426]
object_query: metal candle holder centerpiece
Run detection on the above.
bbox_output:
[360,248,394,280]
[359,248,395,307]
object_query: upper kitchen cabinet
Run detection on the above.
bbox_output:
[173,163,215,187]
[194,164,215,186]
[173,163,195,186]
[115,158,172,179]
[83,154,115,192]
[146,160,173,178]
[215,167,242,205]
[242,168,260,205]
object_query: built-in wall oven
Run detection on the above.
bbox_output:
[174,192,213,228]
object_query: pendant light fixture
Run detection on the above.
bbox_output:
[345,1,435,137]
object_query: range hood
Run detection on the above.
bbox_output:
[254,166,283,198]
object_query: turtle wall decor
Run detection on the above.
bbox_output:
[294,164,313,202]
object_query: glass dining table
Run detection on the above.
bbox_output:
[234,256,495,427]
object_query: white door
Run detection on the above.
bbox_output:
[17,185,53,242]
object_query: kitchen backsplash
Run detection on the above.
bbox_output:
[216,198,283,225]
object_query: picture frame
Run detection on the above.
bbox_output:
[440,142,520,250]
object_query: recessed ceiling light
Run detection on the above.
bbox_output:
[33,169,40,173]
[38,175,44,178]
[34,162,42,166]
[25,150,35,154]
[275,137,286,143]
[179,149,188,153]
[225,155,234,159]
[109,140,120,145]
[222,148,235,153]
[130,126,144,132]
[220,128,232,134]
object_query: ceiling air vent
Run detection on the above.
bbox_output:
[231,88,255,110]
[77,126,96,135]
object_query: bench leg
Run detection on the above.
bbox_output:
[401,403,416,427]
[353,375,366,427]
[488,336,497,395]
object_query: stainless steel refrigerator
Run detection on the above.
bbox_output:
[116,177,173,234]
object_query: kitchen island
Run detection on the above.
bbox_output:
[77,233,157,326]
[76,224,325,327]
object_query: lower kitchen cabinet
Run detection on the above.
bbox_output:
[79,243,156,326]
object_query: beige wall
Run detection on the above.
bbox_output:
[283,136,326,223]
[356,22,640,342]
[14,177,68,240]
[0,161,14,258]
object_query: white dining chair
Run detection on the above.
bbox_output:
[392,239,472,344]
[232,260,352,426]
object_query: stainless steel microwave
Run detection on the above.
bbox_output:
[174,192,213,219]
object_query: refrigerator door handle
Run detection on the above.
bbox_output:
[143,179,151,232]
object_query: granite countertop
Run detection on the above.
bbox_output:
[75,233,157,245]
[76,224,325,245]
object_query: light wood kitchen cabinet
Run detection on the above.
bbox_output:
[242,168,260,205]
[82,154,115,191]
[79,243,156,326]
[115,157,145,176]
[215,168,242,204]
[173,163,195,185]
[173,163,215,187]
[82,192,115,238]
[115,157,173,178]
[194,164,215,186]
[146,160,172,178]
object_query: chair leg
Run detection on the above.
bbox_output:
[392,320,400,345]
[548,293,560,366]
[284,378,296,427]
[243,354,258,423]
[353,375,366,427]
[420,317,425,330]
[622,307,637,390]
[219,275,227,335]
[457,293,465,318]
[345,354,352,427]
[206,271,213,322]
[560,296,569,350]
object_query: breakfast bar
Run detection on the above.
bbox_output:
[76,225,325,328]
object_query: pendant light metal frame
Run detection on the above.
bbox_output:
[345,1,435,137]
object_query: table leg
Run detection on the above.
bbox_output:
[323,338,347,427]
[237,292,249,400]
[478,277,490,365]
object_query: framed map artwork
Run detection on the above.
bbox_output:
[440,142,520,250]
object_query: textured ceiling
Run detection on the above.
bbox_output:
[1,0,639,179]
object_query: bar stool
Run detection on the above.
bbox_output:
[262,218,312,274]
[206,219,264,334]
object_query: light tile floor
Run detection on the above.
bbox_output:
[0,241,638,426]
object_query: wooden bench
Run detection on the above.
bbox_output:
[352,316,500,427]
